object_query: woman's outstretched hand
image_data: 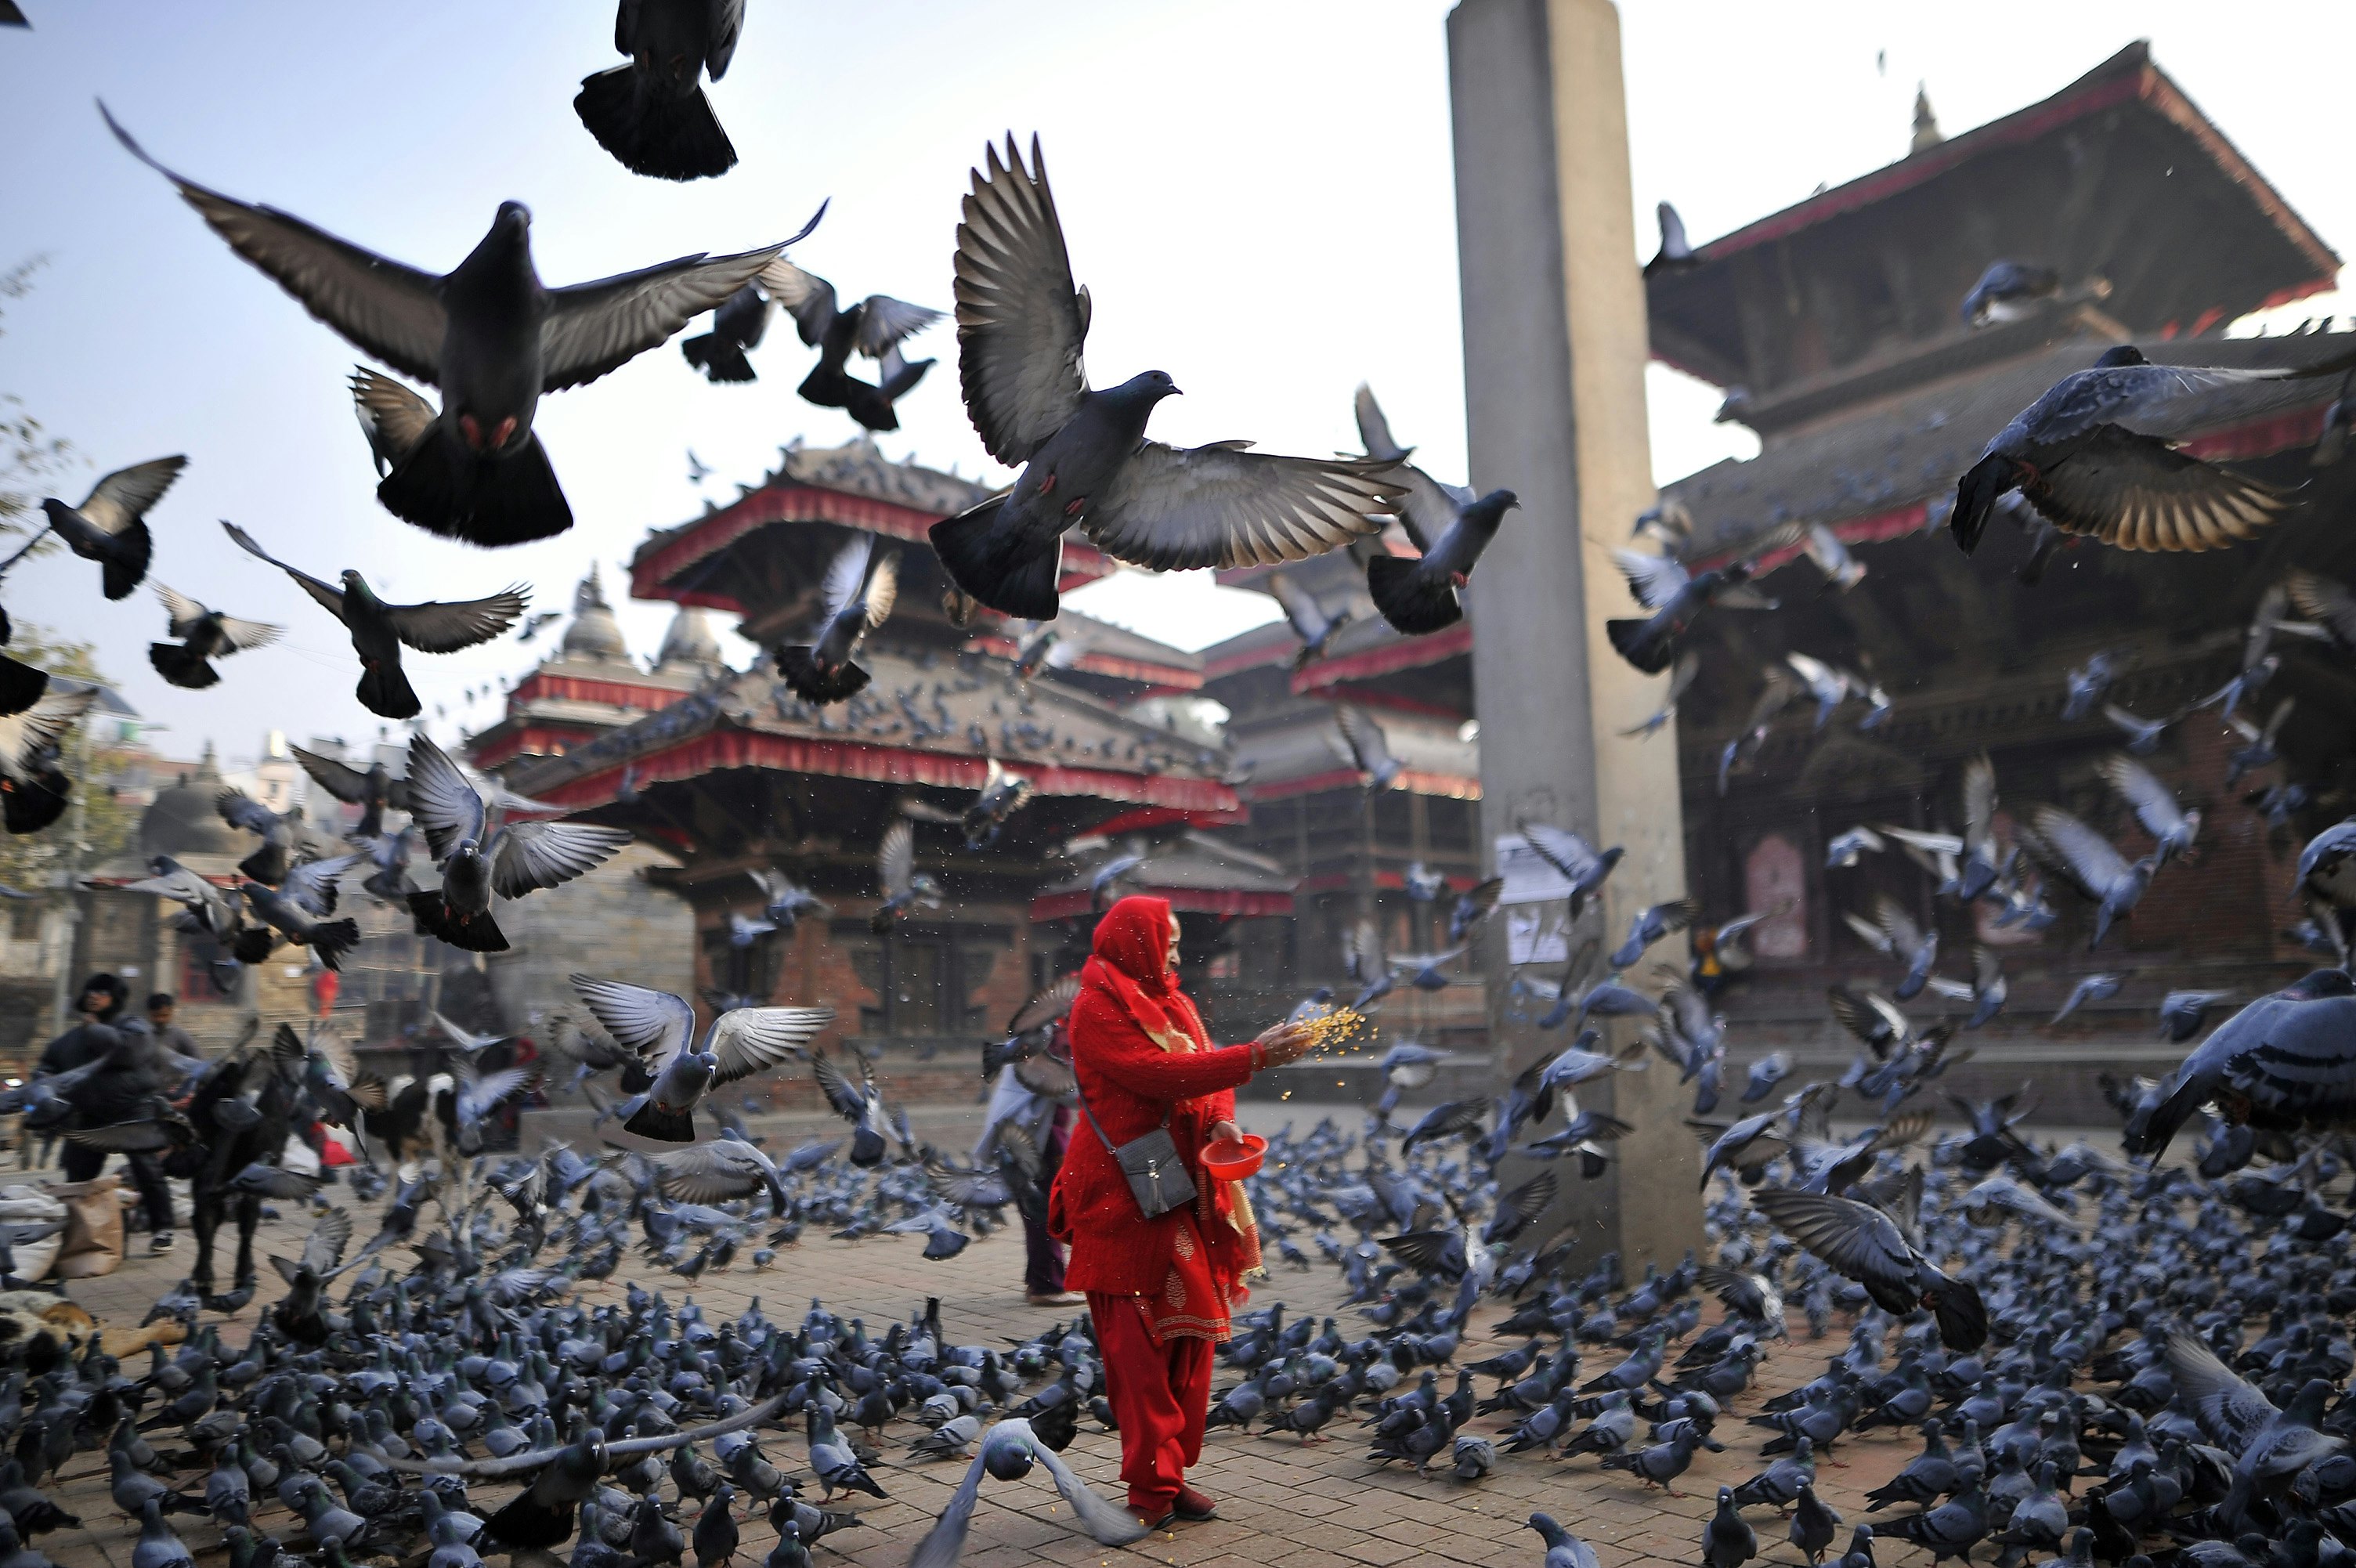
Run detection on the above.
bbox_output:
[1253,1019,1314,1068]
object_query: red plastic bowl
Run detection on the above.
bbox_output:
[1201,1134,1267,1181]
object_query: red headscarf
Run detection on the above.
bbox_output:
[1081,895,1212,1056]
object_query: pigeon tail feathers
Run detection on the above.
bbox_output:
[101,520,154,600]
[929,498,1063,620]
[682,331,757,384]
[147,643,219,690]
[407,888,508,952]
[774,647,872,705]
[356,656,421,721]
[305,917,362,972]
[1951,453,2018,555]
[1606,616,1676,674]
[377,428,573,547]
[623,1097,699,1143]
[573,65,737,182]
[1366,556,1463,636]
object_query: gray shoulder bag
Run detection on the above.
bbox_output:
[1074,1080,1198,1219]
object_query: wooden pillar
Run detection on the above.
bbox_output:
[1449,0,1705,1270]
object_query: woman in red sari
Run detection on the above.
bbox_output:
[1048,895,1314,1527]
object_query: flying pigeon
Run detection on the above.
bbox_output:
[929,136,1398,620]
[108,104,815,545]
[40,455,182,599]
[148,583,279,689]
[576,0,747,182]
[402,732,631,952]
[760,257,944,432]
[773,535,897,703]
[571,974,830,1143]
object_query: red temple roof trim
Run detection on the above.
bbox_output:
[1088,804,1251,837]
[1293,623,1474,692]
[632,482,1112,611]
[508,671,694,710]
[533,728,1238,815]
[468,724,602,770]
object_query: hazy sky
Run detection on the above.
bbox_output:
[4,2,2351,765]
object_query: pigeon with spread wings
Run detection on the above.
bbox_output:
[147,583,279,690]
[575,0,748,182]
[289,742,409,840]
[570,974,832,1142]
[41,456,182,600]
[930,135,1400,619]
[402,732,630,952]
[223,521,525,719]
[107,104,815,545]
[1949,345,2350,555]
[774,534,897,703]
[909,1417,1147,1568]
[1346,387,1516,634]
[1606,547,1776,675]
[813,1050,892,1166]
[1750,1187,1987,1350]
[760,256,944,432]
[2018,803,2156,951]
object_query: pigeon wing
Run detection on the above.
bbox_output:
[1029,1432,1152,1545]
[541,226,817,393]
[75,456,186,536]
[879,818,914,898]
[1353,383,1409,464]
[1389,462,1463,555]
[153,581,206,637]
[811,1053,869,1121]
[815,535,873,624]
[707,1007,834,1084]
[1266,572,1328,642]
[703,0,744,77]
[2029,805,2130,895]
[1334,704,1395,775]
[1519,822,1599,882]
[1083,441,1393,572]
[952,135,1089,465]
[301,1205,353,1276]
[1614,549,1690,611]
[650,1143,762,1203]
[222,521,345,620]
[288,744,377,805]
[853,295,945,359]
[403,734,486,860]
[1750,1189,1917,1295]
[569,976,696,1071]
[0,685,93,775]
[2097,754,2182,840]
[2285,569,2356,647]
[1003,975,1080,1035]
[280,853,359,915]
[489,822,631,898]
[2034,425,2292,551]
[382,587,529,652]
[104,107,447,383]
[907,1447,991,1568]
[2163,1332,2279,1452]
[757,257,839,344]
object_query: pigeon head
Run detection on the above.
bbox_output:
[2093,345,2148,368]
[1107,370,1181,406]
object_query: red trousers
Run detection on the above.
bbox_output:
[1089,1293,1215,1512]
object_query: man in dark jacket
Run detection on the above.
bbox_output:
[34,973,176,1252]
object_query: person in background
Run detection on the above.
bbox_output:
[145,993,208,1093]
[1050,896,1314,1529]
[34,973,178,1252]
[976,1036,1080,1307]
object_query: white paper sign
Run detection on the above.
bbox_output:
[1508,908,1569,966]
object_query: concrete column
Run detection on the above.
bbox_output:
[1449,0,1704,1270]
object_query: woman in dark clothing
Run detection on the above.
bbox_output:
[1048,896,1312,1527]
[34,973,176,1251]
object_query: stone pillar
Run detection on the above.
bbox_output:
[1449,0,1704,1269]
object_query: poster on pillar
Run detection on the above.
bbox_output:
[1506,908,1569,967]
[1497,834,1577,965]
[1494,834,1576,905]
